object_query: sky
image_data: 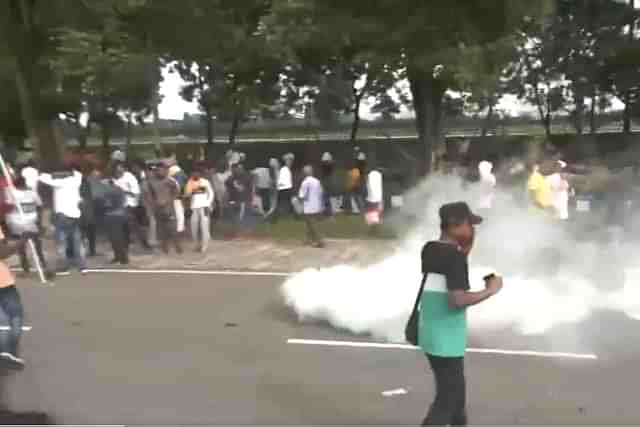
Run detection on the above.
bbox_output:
[158,66,624,122]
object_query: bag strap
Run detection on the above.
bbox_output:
[410,273,428,317]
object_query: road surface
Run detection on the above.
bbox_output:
[0,270,638,425]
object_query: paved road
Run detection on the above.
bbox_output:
[0,271,638,425]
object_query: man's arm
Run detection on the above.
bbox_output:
[39,174,59,187]
[449,277,502,308]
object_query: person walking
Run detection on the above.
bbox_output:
[0,231,27,368]
[184,165,214,252]
[145,162,183,254]
[298,165,324,248]
[39,164,87,275]
[113,162,151,251]
[5,176,50,277]
[415,202,503,426]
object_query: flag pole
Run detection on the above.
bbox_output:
[0,154,47,284]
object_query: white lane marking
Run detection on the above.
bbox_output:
[86,269,291,277]
[287,339,599,360]
[0,326,32,331]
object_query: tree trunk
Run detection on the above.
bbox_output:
[229,107,241,145]
[350,92,363,145]
[101,121,110,159]
[77,121,89,149]
[574,93,584,135]
[590,87,597,135]
[623,93,632,133]
[125,113,133,160]
[408,65,446,176]
[544,113,552,137]
[204,102,214,145]
[481,101,494,137]
[623,0,635,134]
[14,66,62,171]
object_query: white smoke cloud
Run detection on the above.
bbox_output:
[281,174,640,344]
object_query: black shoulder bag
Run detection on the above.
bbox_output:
[404,273,428,346]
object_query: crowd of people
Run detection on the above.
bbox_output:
[0,147,385,277]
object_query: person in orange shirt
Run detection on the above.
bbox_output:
[0,228,26,368]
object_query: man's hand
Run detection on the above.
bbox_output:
[485,276,503,295]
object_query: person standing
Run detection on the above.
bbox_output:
[0,231,27,367]
[225,163,252,238]
[264,158,280,218]
[527,163,552,211]
[365,163,384,230]
[184,165,214,252]
[298,165,324,248]
[145,162,183,254]
[477,160,497,210]
[346,159,364,214]
[20,160,39,192]
[102,179,129,265]
[416,202,502,426]
[169,162,187,236]
[113,162,151,251]
[253,163,273,215]
[80,166,100,258]
[39,165,87,275]
[547,160,570,221]
[276,153,295,219]
[5,176,49,276]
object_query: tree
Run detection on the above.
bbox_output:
[506,21,569,137]
[271,1,400,144]
[458,39,517,136]
[308,0,554,173]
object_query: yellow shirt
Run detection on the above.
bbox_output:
[346,168,361,191]
[528,171,551,208]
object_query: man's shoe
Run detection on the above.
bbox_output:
[55,269,70,277]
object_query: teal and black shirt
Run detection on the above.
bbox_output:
[418,241,470,358]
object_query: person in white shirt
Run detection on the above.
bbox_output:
[5,176,49,276]
[276,153,295,220]
[20,160,39,192]
[477,160,497,210]
[365,164,384,229]
[113,162,151,251]
[547,160,570,220]
[39,165,87,274]
[298,165,324,247]
[184,165,214,253]
[253,164,273,215]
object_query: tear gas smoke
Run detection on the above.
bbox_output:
[281,174,640,343]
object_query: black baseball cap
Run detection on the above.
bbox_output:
[439,202,483,227]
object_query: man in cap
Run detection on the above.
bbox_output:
[145,161,183,254]
[416,202,503,426]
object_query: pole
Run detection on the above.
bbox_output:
[0,154,47,284]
